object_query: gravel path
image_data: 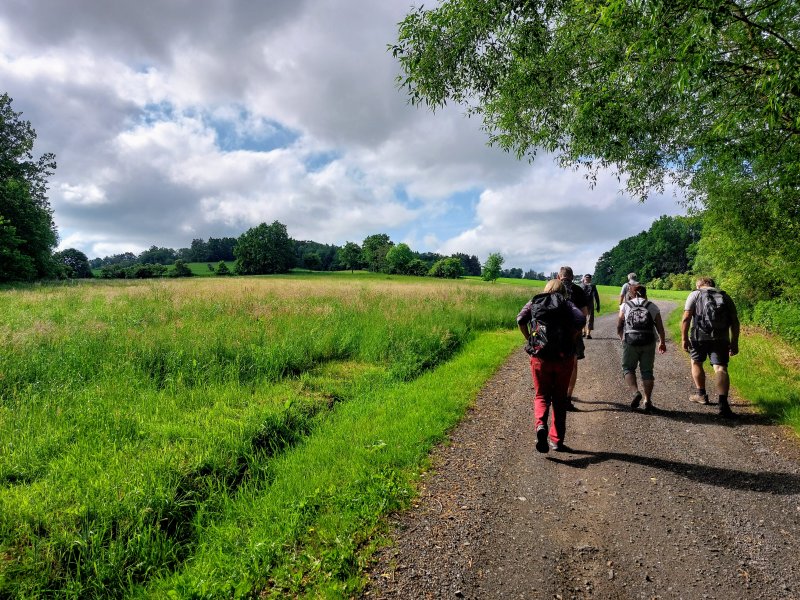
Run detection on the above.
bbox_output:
[365,302,800,599]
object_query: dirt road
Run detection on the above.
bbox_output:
[365,302,800,599]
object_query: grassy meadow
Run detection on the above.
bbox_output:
[0,273,536,598]
[2,274,798,598]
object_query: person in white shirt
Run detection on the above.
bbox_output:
[616,282,667,412]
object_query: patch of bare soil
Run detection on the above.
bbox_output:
[365,303,800,599]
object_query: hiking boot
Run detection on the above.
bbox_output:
[586,334,592,339]
[536,426,550,453]
[689,392,710,405]
[643,400,653,413]
[630,391,642,409]
[719,398,736,419]
[549,440,571,452]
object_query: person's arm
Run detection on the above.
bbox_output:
[593,286,600,311]
[616,310,625,340]
[728,297,740,355]
[655,313,667,354]
[680,310,692,352]
[569,302,586,339]
[517,302,532,341]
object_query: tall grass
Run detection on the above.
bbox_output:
[0,274,534,598]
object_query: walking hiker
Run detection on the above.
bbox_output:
[517,279,586,453]
[680,277,740,418]
[618,273,638,306]
[558,266,588,411]
[617,283,667,412]
[581,274,601,339]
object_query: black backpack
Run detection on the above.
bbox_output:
[624,300,655,346]
[693,289,730,340]
[525,293,574,359]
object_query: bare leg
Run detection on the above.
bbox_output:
[643,378,655,402]
[624,372,639,394]
[713,365,730,395]
[567,356,578,397]
[691,362,706,390]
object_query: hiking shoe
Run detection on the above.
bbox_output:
[689,392,710,405]
[630,391,642,409]
[549,440,571,452]
[643,400,653,414]
[535,426,550,453]
[586,334,592,339]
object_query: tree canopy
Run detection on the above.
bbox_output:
[394,0,800,302]
[234,221,295,275]
[593,215,702,286]
[0,94,58,281]
[482,252,504,282]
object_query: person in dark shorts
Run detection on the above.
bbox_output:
[680,277,740,418]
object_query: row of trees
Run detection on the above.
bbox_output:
[1,93,540,285]
[593,215,702,287]
[89,237,238,269]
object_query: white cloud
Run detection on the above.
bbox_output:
[3,0,688,268]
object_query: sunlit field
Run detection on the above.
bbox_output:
[0,273,536,598]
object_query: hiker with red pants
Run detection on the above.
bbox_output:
[517,278,586,453]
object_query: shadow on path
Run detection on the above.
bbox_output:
[548,449,800,494]
[572,398,776,427]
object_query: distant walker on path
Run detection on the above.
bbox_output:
[581,273,601,339]
[681,277,740,418]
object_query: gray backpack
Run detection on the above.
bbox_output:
[624,300,655,346]
[693,289,730,340]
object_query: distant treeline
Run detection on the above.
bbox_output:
[593,215,701,288]
[82,224,500,280]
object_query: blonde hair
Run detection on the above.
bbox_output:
[696,276,715,288]
[544,279,565,294]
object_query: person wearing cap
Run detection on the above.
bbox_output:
[618,273,638,306]
[617,282,667,412]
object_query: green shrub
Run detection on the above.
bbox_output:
[751,299,800,344]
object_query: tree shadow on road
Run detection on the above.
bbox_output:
[547,449,800,494]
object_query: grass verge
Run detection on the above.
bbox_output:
[149,330,521,598]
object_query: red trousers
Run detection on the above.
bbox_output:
[529,356,573,445]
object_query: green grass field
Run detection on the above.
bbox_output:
[0,273,537,598]
[1,274,797,598]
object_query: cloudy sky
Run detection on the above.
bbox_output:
[1,0,686,274]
